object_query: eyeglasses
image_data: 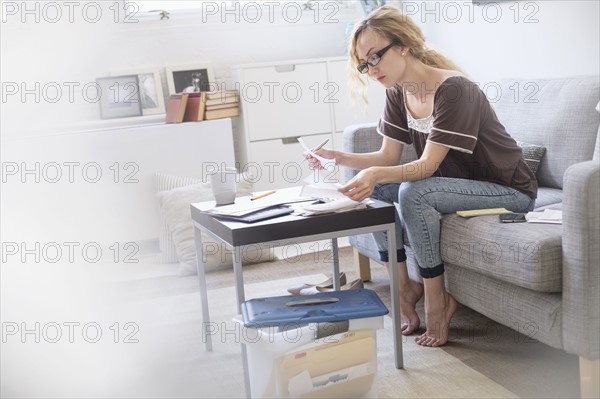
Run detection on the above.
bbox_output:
[356,42,397,74]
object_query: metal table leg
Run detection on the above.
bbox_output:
[387,224,404,368]
[194,226,212,352]
[233,246,251,398]
[330,238,340,290]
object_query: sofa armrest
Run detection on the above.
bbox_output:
[562,160,600,359]
[342,123,382,182]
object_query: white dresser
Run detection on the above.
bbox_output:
[232,56,386,190]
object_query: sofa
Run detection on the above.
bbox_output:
[344,76,599,378]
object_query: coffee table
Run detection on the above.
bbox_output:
[190,187,403,394]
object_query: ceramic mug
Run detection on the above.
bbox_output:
[209,167,237,205]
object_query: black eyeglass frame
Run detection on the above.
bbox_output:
[356,42,397,74]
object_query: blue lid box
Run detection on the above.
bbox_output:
[241,288,389,328]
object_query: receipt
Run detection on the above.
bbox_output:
[297,137,337,170]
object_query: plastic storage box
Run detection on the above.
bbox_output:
[235,288,389,398]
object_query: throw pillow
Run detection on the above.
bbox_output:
[154,173,254,263]
[155,173,271,274]
[516,141,546,175]
[154,174,211,263]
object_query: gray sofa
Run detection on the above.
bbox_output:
[345,77,599,369]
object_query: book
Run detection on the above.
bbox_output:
[183,92,207,122]
[205,90,239,106]
[205,96,239,107]
[165,93,189,123]
[206,89,238,99]
[456,208,511,217]
[205,102,239,111]
[205,105,240,120]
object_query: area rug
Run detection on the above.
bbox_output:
[100,273,518,398]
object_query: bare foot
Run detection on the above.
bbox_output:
[415,291,458,346]
[400,280,424,335]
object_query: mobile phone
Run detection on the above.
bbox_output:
[499,213,527,223]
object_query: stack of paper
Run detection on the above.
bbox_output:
[298,198,367,216]
[296,179,367,215]
[525,209,562,224]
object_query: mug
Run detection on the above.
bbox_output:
[209,167,237,205]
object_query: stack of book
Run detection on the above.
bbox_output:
[204,90,240,120]
[165,90,239,123]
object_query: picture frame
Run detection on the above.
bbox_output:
[165,63,215,95]
[360,0,386,15]
[95,75,143,119]
[110,67,166,116]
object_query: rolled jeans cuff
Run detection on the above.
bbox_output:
[378,248,407,263]
[418,263,445,279]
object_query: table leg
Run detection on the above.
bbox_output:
[193,226,212,352]
[233,246,251,398]
[233,246,246,306]
[330,238,340,290]
[387,224,404,369]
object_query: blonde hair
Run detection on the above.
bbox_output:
[348,5,463,108]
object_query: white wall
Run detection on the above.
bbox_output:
[412,0,599,83]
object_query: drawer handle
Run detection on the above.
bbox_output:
[281,137,299,145]
[275,64,295,73]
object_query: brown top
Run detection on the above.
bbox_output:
[378,76,537,199]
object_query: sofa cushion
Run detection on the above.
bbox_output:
[440,214,562,292]
[492,76,599,189]
[533,187,562,209]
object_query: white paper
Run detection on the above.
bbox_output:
[300,179,347,202]
[525,209,562,224]
[297,137,337,170]
[300,198,367,215]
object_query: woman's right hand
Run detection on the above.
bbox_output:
[305,148,335,170]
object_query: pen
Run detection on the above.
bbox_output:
[300,138,330,162]
[251,190,276,201]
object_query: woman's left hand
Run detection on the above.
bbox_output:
[338,168,378,202]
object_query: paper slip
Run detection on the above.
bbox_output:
[300,179,347,202]
[297,178,369,215]
[525,209,562,224]
[298,198,368,216]
[298,137,336,170]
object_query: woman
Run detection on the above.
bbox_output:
[308,6,537,347]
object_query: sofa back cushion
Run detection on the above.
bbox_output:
[491,76,599,189]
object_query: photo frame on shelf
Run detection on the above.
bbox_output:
[360,0,385,15]
[165,63,215,94]
[96,75,143,119]
[111,68,165,115]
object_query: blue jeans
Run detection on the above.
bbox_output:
[372,177,535,278]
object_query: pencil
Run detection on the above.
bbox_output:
[251,190,276,201]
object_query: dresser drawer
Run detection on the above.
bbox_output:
[239,62,332,141]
